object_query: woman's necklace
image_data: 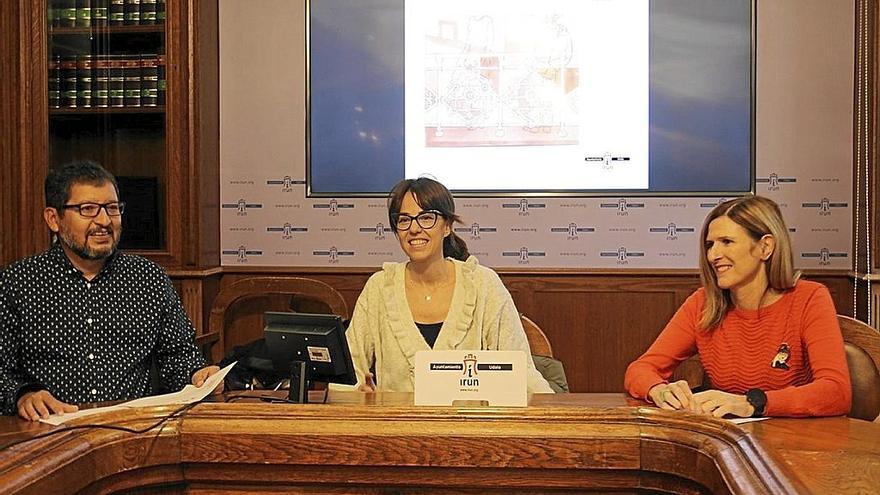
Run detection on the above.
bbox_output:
[410,278,447,302]
[407,265,452,303]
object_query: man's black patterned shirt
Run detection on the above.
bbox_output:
[0,243,206,415]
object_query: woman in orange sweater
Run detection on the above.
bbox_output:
[624,196,851,418]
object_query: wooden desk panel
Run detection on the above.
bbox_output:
[0,393,877,494]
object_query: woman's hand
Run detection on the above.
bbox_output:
[648,380,697,411]
[692,390,755,418]
[358,372,377,392]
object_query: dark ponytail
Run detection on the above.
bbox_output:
[443,232,470,262]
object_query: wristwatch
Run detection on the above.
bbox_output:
[746,388,767,417]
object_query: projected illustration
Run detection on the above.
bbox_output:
[424,13,579,147]
[308,0,750,194]
[404,0,650,190]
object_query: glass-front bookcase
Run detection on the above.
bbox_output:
[47,0,167,251]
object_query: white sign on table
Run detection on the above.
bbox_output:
[414,350,527,407]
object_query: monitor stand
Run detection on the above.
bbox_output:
[287,361,329,404]
[288,361,309,403]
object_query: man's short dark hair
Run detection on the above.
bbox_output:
[45,161,120,212]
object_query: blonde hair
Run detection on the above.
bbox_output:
[698,196,801,330]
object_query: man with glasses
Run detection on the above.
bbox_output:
[0,161,219,420]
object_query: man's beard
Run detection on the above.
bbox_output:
[58,226,119,260]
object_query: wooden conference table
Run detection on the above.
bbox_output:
[0,392,878,494]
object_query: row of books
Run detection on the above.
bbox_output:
[49,54,166,109]
[50,0,166,28]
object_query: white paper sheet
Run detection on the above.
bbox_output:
[40,361,237,426]
[38,404,128,426]
[728,416,770,425]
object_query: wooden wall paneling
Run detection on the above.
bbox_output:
[180,279,206,335]
[23,1,50,261]
[816,275,853,314]
[212,271,853,393]
[867,0,878,326]
[190,0,220,269]
[502,274,702,393]
[861,0,878,273]
[807,273,856,317]
[199,272,222,336]
[169,269,223,346]
[143,0,187,268]
[0,0,17,268]
[874,284,880,326]
[852,0,878,322]
[0,0,50,267]
[548,290,677,392]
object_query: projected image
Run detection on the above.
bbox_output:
[307,0,753,195]
[423,12,579,147]
[406,0,649,191]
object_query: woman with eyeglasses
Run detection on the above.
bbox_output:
[344,177,554,393]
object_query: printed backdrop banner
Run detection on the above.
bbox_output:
[219,166,852,269]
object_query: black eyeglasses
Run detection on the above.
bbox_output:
[393,210,443,231]
[61,202,126,218]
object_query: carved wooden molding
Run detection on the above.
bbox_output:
[0,396,817,494]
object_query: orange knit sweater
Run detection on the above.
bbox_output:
[624,280,851,417]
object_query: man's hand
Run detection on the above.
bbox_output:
[17,390,78,421]
[191,365,224,395]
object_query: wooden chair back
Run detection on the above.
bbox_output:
[521,314,553,358]
[672,355,711,390]
[198,276,350,363]
[837,315,880,421]
[521,314,571,392]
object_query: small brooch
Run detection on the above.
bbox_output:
[771,343,790,370]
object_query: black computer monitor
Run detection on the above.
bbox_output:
[263,311,357,403]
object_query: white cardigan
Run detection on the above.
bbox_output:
[345,256,554,393]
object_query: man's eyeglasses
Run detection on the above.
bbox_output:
[61,202,126,218]
[393,210,443,231]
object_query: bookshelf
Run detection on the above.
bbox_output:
[47,1,168,250]
[0,0,220,272]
